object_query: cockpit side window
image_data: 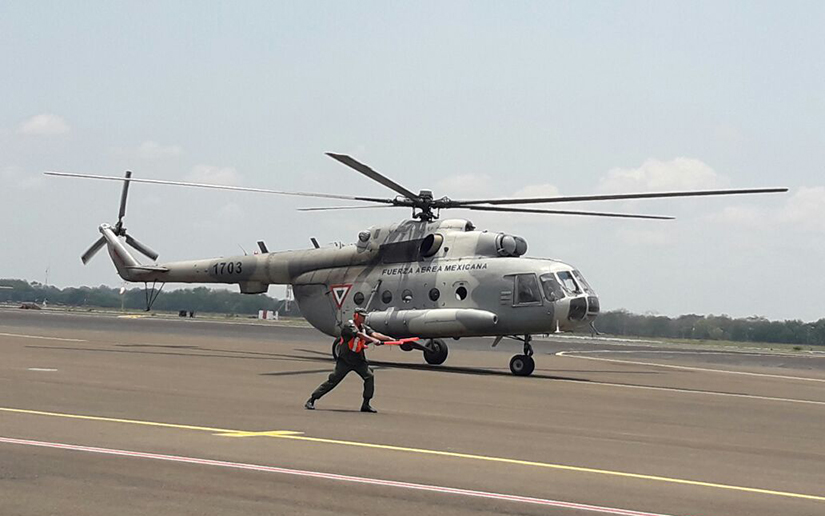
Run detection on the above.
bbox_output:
[557,271,582,296]
[540,273,564,302]
[514,274,542,306]
[572,270,595,294]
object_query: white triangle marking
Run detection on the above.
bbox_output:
[330,285,352,308]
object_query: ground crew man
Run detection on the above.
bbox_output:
[305,308,392,413]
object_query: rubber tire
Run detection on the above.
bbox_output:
[331,338,341,360]
[509,354,535,376]
[423,339,449,365]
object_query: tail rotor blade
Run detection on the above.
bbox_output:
[117,171,133,226]
[81,236,107,264]
[125,234,159,261]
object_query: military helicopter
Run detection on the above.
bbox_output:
[46,154,786,376]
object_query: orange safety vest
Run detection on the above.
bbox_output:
[347,334,368,353]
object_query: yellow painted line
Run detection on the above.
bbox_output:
[272,434,825,502]
[2,406,823,502]
[0,407,234,434]
[216,430,304,438]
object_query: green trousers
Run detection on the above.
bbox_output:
[311,359,374,401]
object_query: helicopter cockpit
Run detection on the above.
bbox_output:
[539,268,599,326]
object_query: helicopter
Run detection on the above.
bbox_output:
[46,154,787,376]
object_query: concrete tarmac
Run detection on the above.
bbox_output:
[1,309,823,516]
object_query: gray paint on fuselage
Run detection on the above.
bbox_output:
[107,217,597,338]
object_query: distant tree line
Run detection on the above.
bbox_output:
[3,279,823,345]
[593,309,825,346]
[0,279,301,317]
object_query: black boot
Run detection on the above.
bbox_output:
[305,398,316,410]
[360,400,377,413]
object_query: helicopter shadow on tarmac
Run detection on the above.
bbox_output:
[282,348,595,382]
[24,343,653,383]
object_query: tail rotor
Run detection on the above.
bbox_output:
[81,170,159,264]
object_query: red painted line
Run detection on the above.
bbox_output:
[0,436,678,516]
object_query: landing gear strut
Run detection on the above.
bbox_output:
[143,280,165,311]
[509,335,535,376]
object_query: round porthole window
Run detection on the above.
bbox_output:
[381,290,393,304]
[455,286,468,301]
[429,288,440,301]
[353,292,365,306]
[402,289,413,303]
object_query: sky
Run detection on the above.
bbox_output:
[1,1,823,321]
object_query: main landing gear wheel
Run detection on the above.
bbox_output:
[509,354,535,376]
[509,335,535,376]
[331,338,341,360]
[423,338,449,365]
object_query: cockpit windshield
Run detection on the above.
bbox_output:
[540,274,564,302]
[572,270,595,294]
[556,271,582,296]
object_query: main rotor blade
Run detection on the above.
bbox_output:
[448,187,788,207]
[297,205,400,211]
[458,205,675,220]
[125,234,159,261]
[44,171,395,205]
[326,153,420,200]
[81,236,107,264]
[117,171,132,224]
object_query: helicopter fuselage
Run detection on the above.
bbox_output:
[108,218,599,338]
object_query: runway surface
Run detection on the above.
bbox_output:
[1,308,823,516]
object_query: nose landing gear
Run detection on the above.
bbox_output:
[509,335,535,376]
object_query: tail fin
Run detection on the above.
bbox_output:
[99,224,141,279]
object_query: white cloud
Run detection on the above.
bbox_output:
[186,165,241,186]
[599,158,728,193]
[777,186,825,232]
[137,141,183,160]
[702,186,825,234]
[706,205,763,230]
[18,113,70,135]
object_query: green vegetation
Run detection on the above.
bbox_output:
[0,279,300,317]
[2,279,822,346]
[593,309,825,346]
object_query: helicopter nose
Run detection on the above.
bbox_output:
[557,294,599,327]
[586,295,600,319]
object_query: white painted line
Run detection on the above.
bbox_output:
[0,332,86,343]
[569,349,824,358]
[557,352,825,383]
[27,368,58,372]
[0,436,678,516]
[575,378,825,406]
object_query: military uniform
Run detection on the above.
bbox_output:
[307,320,376,410]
